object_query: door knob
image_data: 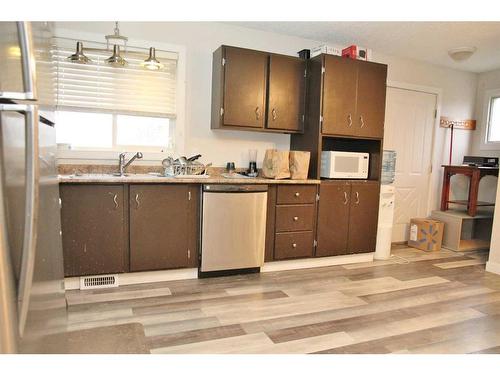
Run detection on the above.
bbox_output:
[294,192,300,197]
[292,243,297,248]
[293,216,299,221]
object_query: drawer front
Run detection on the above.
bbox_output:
[275,231,314,260]
[275,205,315,232]
[276,185,317,205]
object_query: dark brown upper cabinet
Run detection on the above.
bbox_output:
[267,54,306,132]
[322,57,358,137]
[321,55,387,139]
[60,184,128,277]
[211,45,305,134]
[129,184,199,272]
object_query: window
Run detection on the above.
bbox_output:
[53,37,178,156]
[487,96,500,143]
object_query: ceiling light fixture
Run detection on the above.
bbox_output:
[141,47,164,70]
[105,45,128,67]
[66,22,164,70]
[448,47,477,62]
[67,41,91,64]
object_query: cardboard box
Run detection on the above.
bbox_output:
[311,44,342,58]
[341,45,372,61]
[408,218,444,252]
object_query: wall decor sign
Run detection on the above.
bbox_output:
[439,117,476,130]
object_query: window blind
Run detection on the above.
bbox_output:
[52,38,177,117]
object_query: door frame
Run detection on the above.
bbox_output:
[386,80,443,217]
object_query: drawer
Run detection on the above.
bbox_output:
[275,205,315,232]
[275,231,314,260]
[276,185,317,205]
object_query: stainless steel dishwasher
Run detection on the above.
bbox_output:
[200,184,268,276]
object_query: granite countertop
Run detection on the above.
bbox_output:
[58,173,320,185]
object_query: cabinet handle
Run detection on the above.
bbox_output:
[343,191,348,205]
[292,243,297,248]
[348,113,352,127]
[293,216,299,221]
[113,194,118,209]
[360,115,365,128]
[355,191,360,205]
[255,106,261,120]
[135,193,140,209]
[272,108,277,121]
[294,192,300,197]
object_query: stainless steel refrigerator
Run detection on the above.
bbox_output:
[0,21,67,353]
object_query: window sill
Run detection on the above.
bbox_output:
[56,149,172,164]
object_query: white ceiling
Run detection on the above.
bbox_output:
[231,22,500,73]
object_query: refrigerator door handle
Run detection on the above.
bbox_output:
[17,22,37,100]
[0,104,40,337]
[0,22,37,101]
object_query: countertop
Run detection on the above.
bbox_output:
[58,173,321,185]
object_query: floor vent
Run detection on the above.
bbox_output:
[80,274,119,290]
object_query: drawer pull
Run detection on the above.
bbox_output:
[293,216,299,221]
[292,243,297,248]
[294,192,300,197]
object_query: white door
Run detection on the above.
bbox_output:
[384,87,437,242]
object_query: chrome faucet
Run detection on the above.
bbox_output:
[118,152,143,176]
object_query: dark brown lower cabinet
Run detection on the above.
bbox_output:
[316,181,380,257]
[60,184,128,277]
[347,182,380,254]
[129,184,199,272]
[316,181,351,257]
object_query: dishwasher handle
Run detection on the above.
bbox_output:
[203,184,268,193]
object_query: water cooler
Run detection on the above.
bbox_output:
[375,151,396,260]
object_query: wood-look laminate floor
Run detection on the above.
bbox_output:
[65,247,500,354]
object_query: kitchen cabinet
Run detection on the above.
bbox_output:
[129,185,199,272]
[316,181,351,257]
[347,182,380,254]
[267,54,306,132]
[211,45,305,134]
[269,185,318,260]
[321,55,387,139]
[316,181,379,257]
[60,184,128,277]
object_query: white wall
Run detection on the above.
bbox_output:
[55,22,479,209]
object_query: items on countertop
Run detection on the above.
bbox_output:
[289,151,310,180]
[262,149,291,180]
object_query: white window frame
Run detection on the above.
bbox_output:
[480,88,500,151]
[53,27,186,163]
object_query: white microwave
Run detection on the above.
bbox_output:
[321,151,370,179]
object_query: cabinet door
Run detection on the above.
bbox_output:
[267,54,305,132]
[223,47,267,128]
[321,56,358,136]
[348,183,380,254]
[60,185,127,277]
[316,182,351,257]
[355,62,387,138]
[129,185,197,272]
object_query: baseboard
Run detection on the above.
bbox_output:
[64,268,198,290]
[486,261,500,275]
[261,252,374,273]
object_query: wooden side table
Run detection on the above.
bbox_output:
[440,165,498,217]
